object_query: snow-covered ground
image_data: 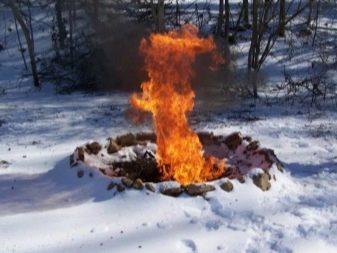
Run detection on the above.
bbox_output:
[1,2,337,253]
[1,81,337,253]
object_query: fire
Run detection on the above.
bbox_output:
[130,25,226,185]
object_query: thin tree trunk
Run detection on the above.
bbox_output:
[278,0,286,37]
[307,0,314,26]
[69,0,74,68]
[248,0,258,98]
[8,0,39,87]
[312,0,320,46]
[243,0,249,26]
[175,0,180,26]
[55,0,66,49]
[14,16,28,70]
[217,0,224,35]
[157,0,165,32]
[224,0,230,38]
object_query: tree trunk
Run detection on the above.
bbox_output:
[157,0,165,32]
[69,0,74,67]
[14,16,28,70]
[175,0,180,26]
[55,0,66,49]
[248,0,258,98]
[224,0,230,39]
[278,0,286,37]
[307,0,314,26]
[8,0,39,87]
[217,0,224,35]
[243,0,249,26]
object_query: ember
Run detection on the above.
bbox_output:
[130,25,226,185]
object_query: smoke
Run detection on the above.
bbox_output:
[91,14,240,114]
[91,14,150,91]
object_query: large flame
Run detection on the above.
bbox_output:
[130,25,226,185]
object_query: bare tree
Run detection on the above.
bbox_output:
[55,0,66,49]
[217,0,224,35]
[278,0,286,36]
[248,0,307,98]
[151,0,165,32]
[243,0,249,26]
[14,15,28,70]
[224,0,229,39]
[7,0,39,87]
[307,0,314,25]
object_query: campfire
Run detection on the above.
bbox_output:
[70,25,284,196]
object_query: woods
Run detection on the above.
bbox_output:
[0,0,336,104]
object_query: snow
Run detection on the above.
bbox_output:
[1,84,336,253]
[1,2,337,253]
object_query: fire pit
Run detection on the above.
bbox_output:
[70,131,284,197]
[70,25,284,197]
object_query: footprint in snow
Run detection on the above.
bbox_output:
[176,239,198,253]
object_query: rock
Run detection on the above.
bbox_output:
[247,141,259,151]
[185,184,216,196]
[224,132,242,150]
[237,176,245,184]
[252,173,271,191]
[116,184,125,192]
[145,183,156,192]
[107,139,120,154]
[198,132,218,145]
[86,142,101,155]
[121,177,133,188]
[76,147,85,162]
[116,133,136,147]
[257,149,274,169]
[135,133,156,143]
[220,181,233,192]
[243,136,252,142]
[132,178,144,190]
[77,170,84,178]
[107,182,116,191]
[160,187,184,197]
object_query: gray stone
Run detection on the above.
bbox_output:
[224,132,242,150]
[145,183,156,192]
[86,142,102,155]
[107,139,120,154]
[220,181,234,192]
[116,133,136,147]
[132,178,144,190]
[121,177,133,188]
[252,173,271,191]
[186,184,216,196]
[160,187,184,197]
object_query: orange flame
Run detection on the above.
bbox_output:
[130,25,226,185]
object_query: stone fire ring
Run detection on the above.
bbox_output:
[70,132,284,197]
